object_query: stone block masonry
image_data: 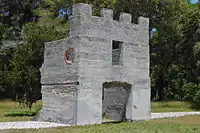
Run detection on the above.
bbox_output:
[37,3,150,126]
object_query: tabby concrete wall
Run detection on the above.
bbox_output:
[102,87,131,121]
[69,3,150,122]
[38,3,150,125]
[39,85,77,124]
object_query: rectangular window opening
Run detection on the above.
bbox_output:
[112,40,123,65]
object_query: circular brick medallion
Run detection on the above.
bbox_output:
[64,48,74,64]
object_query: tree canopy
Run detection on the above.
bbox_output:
[0,0,200,107]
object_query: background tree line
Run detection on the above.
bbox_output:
[0,0,200,108]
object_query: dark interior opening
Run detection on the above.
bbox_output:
[113,11,120,21]
[102,81,132,123]
[112,40,123,65]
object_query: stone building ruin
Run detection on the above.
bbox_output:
[38,3,151,125]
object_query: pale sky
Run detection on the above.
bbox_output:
[191,0,198,4]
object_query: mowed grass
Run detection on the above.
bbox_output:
[1,115,200,133]
[1,100,200,133]
[151,101,197,112]
[0,99,41,122]
[0,100,199,122]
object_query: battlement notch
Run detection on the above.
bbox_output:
[72,3,149,27]
[101,8,113,20]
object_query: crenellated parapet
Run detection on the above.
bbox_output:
[72,3,148,26]
[38,3,150,126]
[69,3,149,44]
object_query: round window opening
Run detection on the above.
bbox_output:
[64,48,74,64]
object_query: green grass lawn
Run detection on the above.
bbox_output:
[0,99,41,122]
[0,100,199,122]
[1,100,200,133]
[1,115,200,133]
[151,101,196,112]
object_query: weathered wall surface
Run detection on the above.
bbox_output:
[69,3,150,122]
[102,87,131,121]
[38,37,80,124]
[38,85,77,124]
[38,3,150,125]
[40,38,80,84]
[70,5,149,45]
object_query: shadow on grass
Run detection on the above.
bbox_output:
[160,104,170,108]
[102,121,122,124]
[190,104,200,111]
[4,107,41,117]
[5,112,37,117]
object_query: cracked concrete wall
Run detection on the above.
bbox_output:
[38,3,150,125]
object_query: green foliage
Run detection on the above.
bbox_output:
[0,0,200,107]
[183,83,199,101]
[0,0,69,107]
[182,82,200,107]
[22,21,68,68]
[9,20,68,108]
[193,90,200,106]
[0,25,5,46]
[1,0,41,39]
